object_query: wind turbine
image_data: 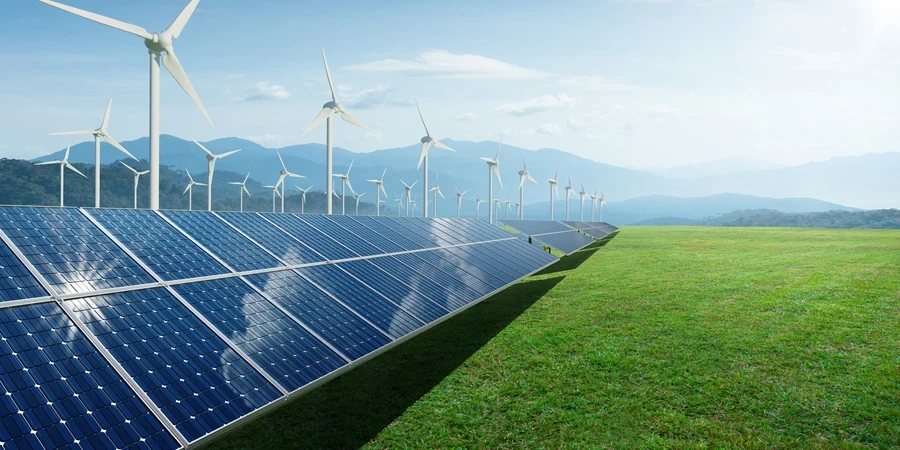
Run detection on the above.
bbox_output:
[366,167,389,216]
[34,143,86,207]
[479,139,503,225]
[414,100,454,217]
[429,174,445,218]
[409,194,418,217]
[494,196,501,219]
[120,161,148,209]
[548,169,560,220]
[564,176,574,221]
[192,138,240,212]
[515,201,520,219]
[296,185,313,214]
[401,179,417,217]
[454,186,467,219]
[332,160,354,215]
[275,150,304,213]
[517,151,537,220]
[182,169,205,211]
[505,197,512,220]
[395,197,403,217]
[50,99,137,208]
[40,0,214,211]
[351,189,366,215]
[599,191,607,222]
[475,192,484,220]
[299,48,372,215]
[263,184,281,213]
[579,184,588,221]
[227,172,251,212]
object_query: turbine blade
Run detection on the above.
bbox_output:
[39,0,154,40]
[345,179,354,193]
[35,161,63,166]
[415,99,430,136]
[63,143,71,161]
[276,149,287,171]
[417,141,431,170]
[101,98,112,130]
[381,166,387,181]
[322,48,337,102]
[228,182,241,185]
[494,166,503,189]
[195,182,207,186]
[183,184,191,195]
[216,149,241,159]
[528,174,536,184]
[340,110,372,131]
[162,48,213,126]
[243,186,251,197]
[519,175,526,189]
[104,133,138,160]
[432,139,454,151]
[300,108,334,138]
[410,180,417,189]
[66,163,87,178]
[479,157,493,163]
[119,161,137,173]
[166,0,200,39]
[380,184,387,198]
[439,190,445,199]
[50,129,95,136]
[243,172,250,183]
[191,137,214,156]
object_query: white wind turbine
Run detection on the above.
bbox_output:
[395,197,404,217]
[599,191,607,222]
[429,174,445,218]
[366,167,389,216]
[51,99,138,208]
[275,150,304,213]
[564,176,574,221]
[299,48,372,215]
[120,162,148,209]
[454,186,467,219]
[505,197,512,220]
[517,152,537,220]
[296,185,313,214]
[579,184,588,221]
[41,0,213,211]
[516,201,520,219]
[332,160,354,215]
[191,138,240,212]
[494,196,501,219]
[263,184,281,213]
[400,179,417,217]
[548,169,560,220]
[409,194,418,217]
[475,192,485,220]
[351,189,366,215]
[414,100,454,217]
[35,144,86,207]
[479,140,503,225]
[589,190,598,221]
[227,172,251,212]
[182,169,205,211]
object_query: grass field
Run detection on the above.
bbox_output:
[210,227,900,449]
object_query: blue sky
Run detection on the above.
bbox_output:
[2,0,899,168]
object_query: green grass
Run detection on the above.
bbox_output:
[209,227,900,449]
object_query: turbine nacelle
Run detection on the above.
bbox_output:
[143,32,173,54]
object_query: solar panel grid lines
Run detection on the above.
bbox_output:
[410,250,506,292]
[447,245,521,282]
[389,253,490,301]
[366,256,471,311]
[532,231,596,255]
[214,212,326,267]
[258,214,359,262]
[368,217,437,250]
[0,237,48,303]
[347,216,424,252]
[295,215,384,258]
[323,216,406,254]
[388,217,458,247]
[336,259,451,323]
[0,226,52,305]
[499,219,573,237]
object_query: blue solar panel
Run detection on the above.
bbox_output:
[500,220,572,236]
[324,216,405,254]
[466,241,555,277]
[337,260,449,323]
[260,214,359,261]
[216,213,325,266]
[580,228,609,239]
[349,217,430,251]
[410,250,506,292]
[439,218,507,242]
[0,302,179,450]
[533,231,595,254]
[0,207,155,295]
[0,238,47,302]
[387,218,455,247]
[446,246,519,281]
[390,253,492,300]
[296,215,383,258]
[172,278,347,392]
[298,265,424,339]
[365,256,470,311]
[244,270,391,361]
[67,288,283,442]
[88,209,230,281]
[161,211,282,272]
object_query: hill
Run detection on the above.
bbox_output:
[631,208,900,229]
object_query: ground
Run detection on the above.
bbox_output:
[209,227,900,449]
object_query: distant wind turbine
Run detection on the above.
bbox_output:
[395,197,404,217]
[192,138,240,211]
[579,184,588,221]
[34,143,86,207]
[366,167,389,216]
[429,174,445,218]
[505,197,512,220]
[296,185,313,214]
[40,0,214,211]
[264,183,281,213]
[564,176,574,221]
[517,151,537,220]
[409,194,418,216]
[227,172,251,212]
[454,186,467,219]
[589,190,598,221]
[475,191,484,220]
[274,150,304,213]
[401,179,417,217]
[599,191,607,222]
[51,98,137,208]
[548,168,559,221]
[352,189,366,215]
[120,161,148,209]
[479,139,503,225]
[182,169,205,211]
[332,160,354,215]
[414,99,454,217]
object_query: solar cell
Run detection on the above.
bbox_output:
[337,260,450,323]
[387,217,456,247]
[67,288,283,442]
[324,216,405,254]
[161,211,281,272]
[87,209,230,281]
[0,207,155,295]
[260,214,359,261]
[350,217,431,251]
[215,212,325,266]
[0,236,47,302]
[296,215,383,258]
[447,245,520,281]
[0,302,180,450]
[365,256,470,311]
[244,270,392,361]
[391,252,494,298]
[412,250,508,291]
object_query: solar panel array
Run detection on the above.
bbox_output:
[0,206,559,449]
[563,221,620,240]
[500,220,601,255]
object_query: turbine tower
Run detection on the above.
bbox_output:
[589,190,598,221]
[564,177,574,221]
[400,180,417,217]
[479,140,503,225]
[395,197,403,217]
[429,174,445,218]
[579,184,588,221]
[296,185,313,214]
[41,0,214,211]
[332,160,354,215]
[351,189,366,215]
[264,184,281,213]
[454,186,467,219]
[517,152,537,220]
[182,169,205,211]
[409,195,417,217]
[599,191,607,222]
[35,144,86,207]
[51,99,137,208]
[275,150,304,213]
[120,162,148,209]
[227,172,251,212]
[366,167,389,217]
[475,192,484,220]
[548,169,559,220]
[192,138,240,212]
[505,198,512,220]
[414,100,454,217]
[299,48,371,215]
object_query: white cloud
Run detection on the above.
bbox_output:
[495,94,580,117]
[235,82,292,102]
[455,112,478,121]
[336,84,411,109]
[647,104,684,120]
[345,49,549,80]
[558,75,639,91]
[519,123,563,136]
[771,46,853,72]
[568,117,586,130]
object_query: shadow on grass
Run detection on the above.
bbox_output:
[209,275,566,450]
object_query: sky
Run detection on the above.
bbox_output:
[2,0,900,169]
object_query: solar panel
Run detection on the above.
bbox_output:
[500,220,572,236]
[0,302,180,450]
[532,230,596,255]
[385,217,453,247]
[368,217,437,250]
[161,211,282,272]
[324,216,405,254]
[66,288,283,443]
[87,209,230,281]
[260,214,359,261]
[336,260,450,323]
[0,237,47,302]
[351,217,431,251]
[296,215,384,258]
[391,253,495,298]
[0,207,155,295]
[579,228,609,239]
[414,249,509,290]
[244,270,392,361]
[215,212,325,266]
[365,256,470,311]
